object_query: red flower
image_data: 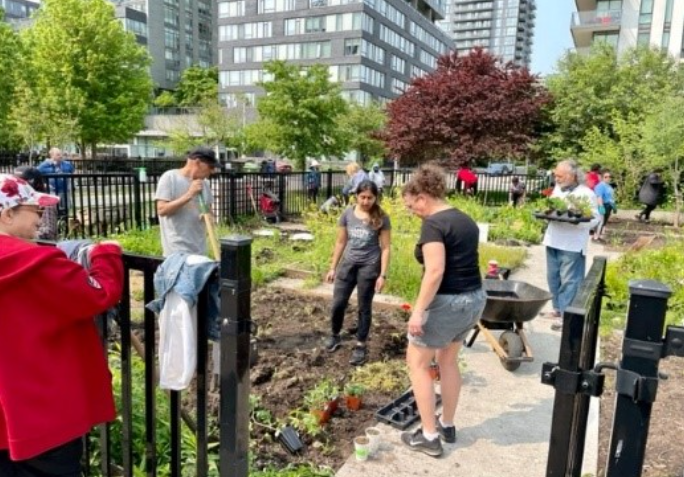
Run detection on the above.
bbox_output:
[1,179,20,197]
[401,303,412,312]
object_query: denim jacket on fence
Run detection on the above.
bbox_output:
[146,252,221,341]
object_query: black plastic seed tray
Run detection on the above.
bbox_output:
[533,212,591,224]
[374,389,441,430]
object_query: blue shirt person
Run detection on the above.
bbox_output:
[37,148,75,212]
[305,160,322,202]
[593,170,616,241]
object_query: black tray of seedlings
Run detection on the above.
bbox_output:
[533,211,591,224]
[375,389,441,430]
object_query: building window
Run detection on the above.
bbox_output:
[164,6,179,27]
[126,18,148,37]
[344,38,360,56]
[592,32,618,48]
[164,28,180,49]
[391,55,405,74]
[639,0,653,25]
[219,1,245,17]
[258,0,296,14]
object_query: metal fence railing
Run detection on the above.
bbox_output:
[2,153,551,238]
[82,238,252,477]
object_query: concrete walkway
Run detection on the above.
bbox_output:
[331,241,622,477]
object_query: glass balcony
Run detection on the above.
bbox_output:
[571,9,621,29]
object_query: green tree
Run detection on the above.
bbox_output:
[580,114,645,204]
[254,60,349,170]
[0,9,19,148]
[160,97,247,156]
[544,43,684,158]
[175,66,218,107]
[337,101,387,166]
[17,0,152,157]
[153,66,218,108]
[641,96,684,226]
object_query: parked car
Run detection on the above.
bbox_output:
[275,160,293,173]
[486,162,515,175]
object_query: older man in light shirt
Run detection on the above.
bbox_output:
[542,159,601,331]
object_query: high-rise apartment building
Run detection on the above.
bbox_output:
[216,0,454,107]
[572,0,684,59]
[5,1,214,90]
[112,0,214,90]
[0,0,38,22]
[438,0,536,67]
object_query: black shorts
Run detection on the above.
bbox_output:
[0,438,83,477]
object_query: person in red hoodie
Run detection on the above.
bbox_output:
[0,174,124,477]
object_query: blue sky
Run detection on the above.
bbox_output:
[530,0,576,76]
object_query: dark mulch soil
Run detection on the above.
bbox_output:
[602,217,682,249]
[247,288,408,471]
[598,332,684,477]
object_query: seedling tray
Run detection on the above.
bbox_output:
[533,212,591,224]
[375,389,441,430]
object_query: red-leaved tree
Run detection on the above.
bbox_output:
[383,48,550,167]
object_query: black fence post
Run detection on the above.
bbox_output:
[605,280,672,477]
[543,257,607,477]
[326,169,333,199]
[132,174,143,230]
[229,172,237,221]
[278,173,286,215]
[219,236,252,477]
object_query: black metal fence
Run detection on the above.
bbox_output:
[542,257,684,477]
[1,154,550,238]
[87,237,252,477]
[542,256,606,476]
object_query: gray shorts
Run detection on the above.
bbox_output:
[408,288,487,349]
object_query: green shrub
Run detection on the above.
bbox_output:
[603,243,684,334]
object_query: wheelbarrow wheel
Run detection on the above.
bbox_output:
[499,331,523,372]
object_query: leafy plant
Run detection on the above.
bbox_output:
[566,196,592,218]
[303,379,340,410]
[603,242,684,334]
[350,361,410,394]
[343,383,366,397]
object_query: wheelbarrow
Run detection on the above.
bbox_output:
[465,279,552,371]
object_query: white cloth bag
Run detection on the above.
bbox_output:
[158,291,197,390]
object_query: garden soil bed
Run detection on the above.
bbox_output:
[246,288,409,471]
[598,332,684,477]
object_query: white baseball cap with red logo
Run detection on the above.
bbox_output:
[0,174,60,212]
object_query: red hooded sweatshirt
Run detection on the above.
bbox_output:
[0,236,123,461]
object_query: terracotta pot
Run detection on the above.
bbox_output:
[324,398,339,415]
[345,395,362,411]
[428,363,440,381]
[311,409,330,425]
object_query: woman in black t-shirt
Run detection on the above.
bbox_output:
[399,164,487,457]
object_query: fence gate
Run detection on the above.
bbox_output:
[542,257,684,477]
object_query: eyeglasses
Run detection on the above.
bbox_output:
[13,206,44,218]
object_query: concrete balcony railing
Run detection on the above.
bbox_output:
[571,9,622,29]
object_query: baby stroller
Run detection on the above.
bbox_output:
[259,187,282,224]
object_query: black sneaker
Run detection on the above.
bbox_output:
[400,429,443,457]
[325,335,341,352]
[436,415,457,444]
[349,345,367,366]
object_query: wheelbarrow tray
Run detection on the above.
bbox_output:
[481,279,552,324]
